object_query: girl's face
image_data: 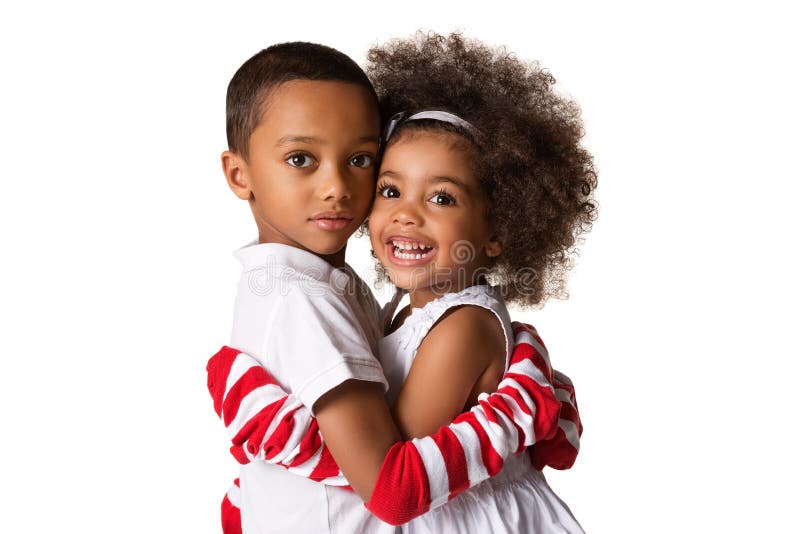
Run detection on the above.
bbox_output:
[369,131,501,301]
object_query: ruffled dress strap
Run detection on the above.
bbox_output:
[380,287,406,335]
[402,284,515,370]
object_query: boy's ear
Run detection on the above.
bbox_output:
[221,150,252,200]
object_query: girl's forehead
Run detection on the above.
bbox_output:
[380,132,482,196]
[383,132,476,174]
[389,128,472,149]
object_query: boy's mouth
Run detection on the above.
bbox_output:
[386,237,437,266]
[310,211,353,231]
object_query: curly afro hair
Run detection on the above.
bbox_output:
[366,32,598,307]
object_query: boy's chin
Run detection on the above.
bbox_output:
[307,239,349,258]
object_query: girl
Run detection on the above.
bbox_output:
[210,32,595,532]
[362,32,595,532]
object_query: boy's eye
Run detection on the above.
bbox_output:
[429,191,456,206]
[377,185,400,199]
[350,154,375,169]
[286,153,315,168]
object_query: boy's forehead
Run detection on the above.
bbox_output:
[256,80,379,140]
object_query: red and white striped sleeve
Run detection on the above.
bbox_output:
[531,369,583,470]
[220,478,241,534]
[508,323,584,471]
[207,322,582,525]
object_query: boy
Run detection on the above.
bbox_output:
[219,42,401,533]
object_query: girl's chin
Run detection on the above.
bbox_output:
[386,272,447,294]
[385,271,424,292]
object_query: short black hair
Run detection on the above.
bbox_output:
[226,42,378,159]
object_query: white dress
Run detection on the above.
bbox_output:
[378,285,585,533]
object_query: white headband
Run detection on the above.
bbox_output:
[382,110,477,143]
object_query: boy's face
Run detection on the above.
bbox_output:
[223,80,379,265]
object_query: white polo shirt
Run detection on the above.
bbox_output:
[230,242,398,534]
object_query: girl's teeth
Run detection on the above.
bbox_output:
[392,240,431,251]
[393,245,433,260]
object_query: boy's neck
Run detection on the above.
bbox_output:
[319,249,347,268]
[256,236,347,269]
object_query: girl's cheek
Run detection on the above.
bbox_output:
[368,219,384,251]
[368,207,386,234]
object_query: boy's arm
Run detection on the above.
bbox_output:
[312,380,400,500]
[531,369,582,470]
[208,322,578,524]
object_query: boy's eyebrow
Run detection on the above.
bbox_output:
[357,135,380,144]
[276,135,379,147]
[276,135,320,147]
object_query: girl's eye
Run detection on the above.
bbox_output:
[429,191,456,206]
[350,154,375,169]
[377,184,400,199]
[286,153,315,168]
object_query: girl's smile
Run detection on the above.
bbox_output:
[385,236,438,266]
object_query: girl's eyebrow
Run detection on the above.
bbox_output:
[430,175,469,192]
[378,170,469,192]
[378,169,403,179]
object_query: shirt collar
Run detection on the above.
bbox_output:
[233,241,352,286]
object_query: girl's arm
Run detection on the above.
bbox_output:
[390,307,584,474]
[208,322,573,524]
[389,305,507,439]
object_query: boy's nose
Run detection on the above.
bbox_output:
[318,166,351,201]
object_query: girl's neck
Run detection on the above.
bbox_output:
[407,288,442,310]
[407,279,487,310]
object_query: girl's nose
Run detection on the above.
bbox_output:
[393,203,422,226]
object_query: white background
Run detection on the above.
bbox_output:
[1,1,798,532]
